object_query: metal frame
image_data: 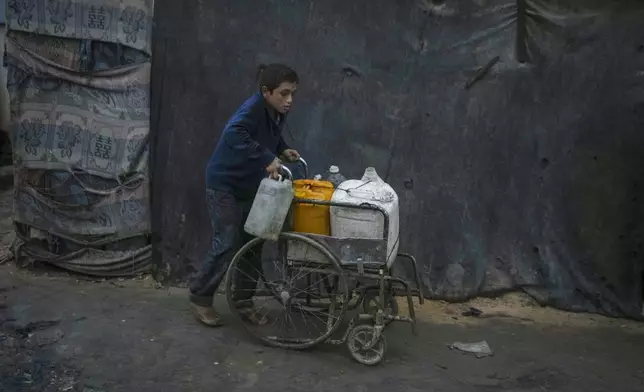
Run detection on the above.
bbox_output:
[285,159,424,341]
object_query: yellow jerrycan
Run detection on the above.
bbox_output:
[292,179,335,235]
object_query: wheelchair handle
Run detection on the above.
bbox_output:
[298,157,308,179]
[278,157,307,181]
[279,165,293,180]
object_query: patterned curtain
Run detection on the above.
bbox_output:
[6,0,153,276]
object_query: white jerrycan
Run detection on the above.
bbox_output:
[244,175,294,241]
[330,167,400,266]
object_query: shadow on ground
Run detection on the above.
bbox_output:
[1,264,643,392]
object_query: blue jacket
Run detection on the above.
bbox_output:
[206,93,290,199]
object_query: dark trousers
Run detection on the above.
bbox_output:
[189,189,263,307]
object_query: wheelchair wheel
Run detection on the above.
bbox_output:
[225,232,349,350]
[346,324,387,366]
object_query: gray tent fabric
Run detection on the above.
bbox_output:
[6,1,153,276]
[150,0,644,318]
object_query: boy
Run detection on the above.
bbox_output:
[190,63,300,326]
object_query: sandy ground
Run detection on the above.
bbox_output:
[409,293,644,331]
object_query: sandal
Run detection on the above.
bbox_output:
[191,304,224,327]
[238,307,270,326]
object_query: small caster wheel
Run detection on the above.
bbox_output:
[346,324,387,366]
[363,290,399,325]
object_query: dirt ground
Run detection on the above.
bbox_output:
[0,263,643,392]
[0,187,643,391]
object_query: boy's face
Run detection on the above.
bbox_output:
[263,82,297,114]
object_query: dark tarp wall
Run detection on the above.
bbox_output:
[151,0,644,319]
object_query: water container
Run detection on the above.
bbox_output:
[244,176,294,241]
[330,167,400,266]
[325,165,347,188]
[293,179,335,235]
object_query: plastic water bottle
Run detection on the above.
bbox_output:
[325,165,347,188]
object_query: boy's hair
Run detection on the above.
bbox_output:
[257,63,299,92]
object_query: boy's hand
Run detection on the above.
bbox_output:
[281,149,300,163]
[266,157,282,179]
